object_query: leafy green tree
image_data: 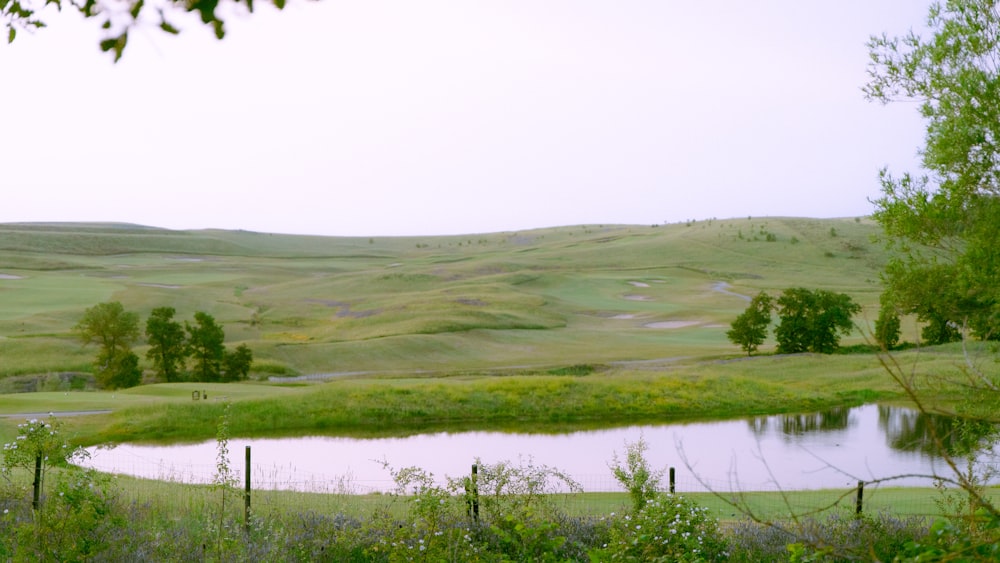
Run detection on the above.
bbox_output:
[3,0,286,62]
[866,0,1000,345]
[186,312,225,382]
[726,291,773,356]
[222,344,253,382]
[874,301,902,350]
[102,350,143,389]
[774,288,860,354]
[145,306,187,382]
[865,4,1000,558]
[74,301,142,389]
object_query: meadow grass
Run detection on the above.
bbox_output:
[63,468,1000,523]
[1,218,892,377]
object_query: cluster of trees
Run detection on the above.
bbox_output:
[726,288,860,356]
[75,302,253,389]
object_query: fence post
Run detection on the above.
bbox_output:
[467,464,480,523]
[244,446,251,533]
[855,481,864,516]
[669,467,675,494]
[32,454,42,510]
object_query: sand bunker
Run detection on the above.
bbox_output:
[628,281,650,288]
[167,257,204,262]
[611,314,638,320]
[623,294,652,301]
[644,320,701,329]
[0,274,23,280]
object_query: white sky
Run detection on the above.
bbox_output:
[1,1,931,237]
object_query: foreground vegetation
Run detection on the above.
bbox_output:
[5,420,991,563]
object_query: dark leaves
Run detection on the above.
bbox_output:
[99,32,127,62]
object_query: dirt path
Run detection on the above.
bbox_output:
[712,281,751,302]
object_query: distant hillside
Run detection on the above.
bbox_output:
[0,217,887,378]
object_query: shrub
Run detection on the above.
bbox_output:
[609,437,664,511]
[595,493,728,562]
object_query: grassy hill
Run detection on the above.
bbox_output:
[0,217,887,378]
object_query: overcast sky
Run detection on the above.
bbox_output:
[2,1,932,236]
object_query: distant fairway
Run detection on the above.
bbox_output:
[0,218,889,378]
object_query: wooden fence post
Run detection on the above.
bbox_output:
[669,467,675,494]
[855,481,864,516]
[244,446,251,533]
[32,454,42,510]
[467,463,480,523]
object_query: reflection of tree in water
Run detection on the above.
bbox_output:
[748,407,853,437]
[878,406,997,457]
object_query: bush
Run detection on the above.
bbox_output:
[595,493,729,562]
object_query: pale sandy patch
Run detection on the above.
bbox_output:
[611,314,638,320]
[623,294,652,301]
[644,320,701,329]
[0,274,23,280]
[167,257,204,262]
[628,281,650,288]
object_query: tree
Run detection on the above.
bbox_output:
[726,291,773,356]
[145,306,187,382]
[186,312,225,382]
[222,344,253,382]
[103,349,143,389]
[760,5,1000,558]
[774,288,860,354]
[75,301,142,389]
[874,301,902,351]
[3,0,286,62]
[866,0,1000,345]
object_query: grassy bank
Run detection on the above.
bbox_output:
[49,352,912,445]
[4,344,985,447]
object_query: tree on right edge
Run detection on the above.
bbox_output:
[848,1,1000,558]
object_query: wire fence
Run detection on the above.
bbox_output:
[74,444,984,521]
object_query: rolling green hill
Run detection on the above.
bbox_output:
[0,217,887,378]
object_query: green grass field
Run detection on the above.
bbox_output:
[0,218,887,378]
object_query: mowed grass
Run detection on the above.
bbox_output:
[38,467,999,523]
[1,218,889,377]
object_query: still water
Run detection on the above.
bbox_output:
[80,404,998,493]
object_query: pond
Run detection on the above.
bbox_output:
[79,404,998,494]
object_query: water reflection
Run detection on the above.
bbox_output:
[80,404,999,494]
[749,407,853,437]
[879,406,998,457]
